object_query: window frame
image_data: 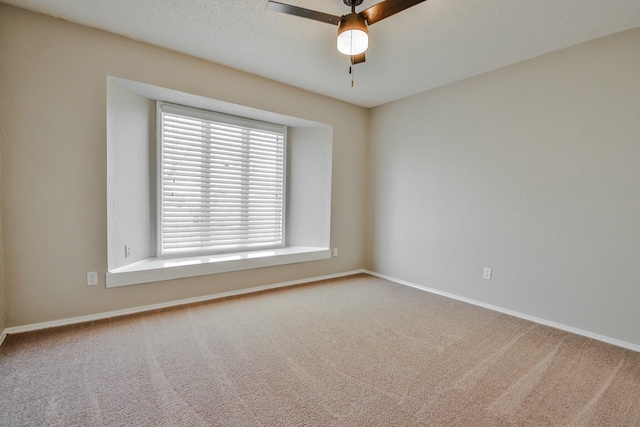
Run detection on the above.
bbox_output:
[156,101,287,259]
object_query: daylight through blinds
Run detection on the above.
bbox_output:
[159,104,285,256]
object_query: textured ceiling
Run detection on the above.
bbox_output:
[3,0,640,107]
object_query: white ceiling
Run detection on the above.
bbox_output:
[4,0,640,107]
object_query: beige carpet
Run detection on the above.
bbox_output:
[1,274,639,426]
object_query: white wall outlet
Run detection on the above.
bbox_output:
[483,267,492,280]
[87,271,98,286]
[333,248,338,257]
[125,245,131,258]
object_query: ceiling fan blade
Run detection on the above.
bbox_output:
[351,53,366,65]
[361,0,427,25]
[266,1,341,25]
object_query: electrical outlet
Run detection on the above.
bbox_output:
[87,271,98,286]
[483,267,492,280]
[333,248,338,257]
[125,245,131,258]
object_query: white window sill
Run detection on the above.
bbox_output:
[106,246,331,288]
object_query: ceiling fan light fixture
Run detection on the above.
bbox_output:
[267,0,428,64]
[337,13,368,56]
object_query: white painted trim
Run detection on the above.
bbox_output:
[364,270,640,353]
[107,247,331,288]
[0,330,7,348]
[5,269,365,335]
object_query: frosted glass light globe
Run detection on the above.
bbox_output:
[337,29,368,55]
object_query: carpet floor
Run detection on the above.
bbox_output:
[1,274,639,426]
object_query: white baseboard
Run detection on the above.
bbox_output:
[0,330,7,347]
[364,270,640,353]
[4,269,365,336]
[9,268,635,354]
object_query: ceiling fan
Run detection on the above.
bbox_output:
[266,0,427,65]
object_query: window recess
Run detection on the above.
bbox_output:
[106,77,332,288]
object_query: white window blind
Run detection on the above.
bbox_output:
[158,103,286,257]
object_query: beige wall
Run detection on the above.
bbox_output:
[0,130,4,333]
[367,28,640,346]
[0,4,368,327]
